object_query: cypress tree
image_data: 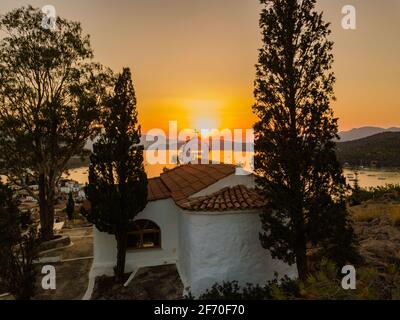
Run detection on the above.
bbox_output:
[84,68,148,280]
[66,192,75,221]
[253,0,358,280]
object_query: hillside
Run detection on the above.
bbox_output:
[336,132,400,167]
[338,126,400,142]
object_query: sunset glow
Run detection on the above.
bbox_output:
[2,0,398,133]
[186,99,222,130]
[1,0,400,304]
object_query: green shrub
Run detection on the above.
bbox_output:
[349,184,400,205]
[186,275,300,300]
[0,183,39,300]
[191,260,400,300]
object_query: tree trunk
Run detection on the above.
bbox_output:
[295,237,308,281]
[16,287,33,300]
[38,173,55,241]
[114,230,128,282]
[46,185,55,240]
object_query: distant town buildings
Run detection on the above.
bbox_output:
[12,178,86,221]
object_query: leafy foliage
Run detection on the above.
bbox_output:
[253,0,358,279]
[186,276,299,300]
[83,68,148,279]
[192,260,400,300]
[0,6,113,240]
[193,282,272,300]
[300,260,400,300]
[0,181,39,300]
[350,184,400,205]
[348,171,363,206]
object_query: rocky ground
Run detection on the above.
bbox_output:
[351,202,400,270]
[91,264,184,300]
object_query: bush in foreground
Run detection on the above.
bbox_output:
[189,260,400,300]
[0,182,39,300]
[349,184,400,206]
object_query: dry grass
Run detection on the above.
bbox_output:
[388,206,400,226]
[350,203,400,226]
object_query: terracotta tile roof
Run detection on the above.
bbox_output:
[81,178,171,206]
[148,177,171,201]
[178,185,266,212]
[159,164,236,202]
[82,164,238,207]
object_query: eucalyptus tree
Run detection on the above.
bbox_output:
[0,6,113,240]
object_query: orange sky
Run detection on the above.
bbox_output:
[1,0,400,132]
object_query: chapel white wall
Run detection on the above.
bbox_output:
[178,209,298,297]
[92,198,179,276]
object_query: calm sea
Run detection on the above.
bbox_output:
[3,151,399,189]
[65,166,400,189]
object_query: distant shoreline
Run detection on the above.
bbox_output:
[343,166,400,172]
[66,163,400,172]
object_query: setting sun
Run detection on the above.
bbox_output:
[186,99,222,131]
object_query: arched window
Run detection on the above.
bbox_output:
[127,219,161,250]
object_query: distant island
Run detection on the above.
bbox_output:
[336,131,400,167]
[66,128,400,170]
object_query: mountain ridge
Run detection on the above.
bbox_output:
[338,126,400,142]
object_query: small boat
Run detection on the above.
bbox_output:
[378,177,387,181]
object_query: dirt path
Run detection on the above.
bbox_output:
[33,227,93,300]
